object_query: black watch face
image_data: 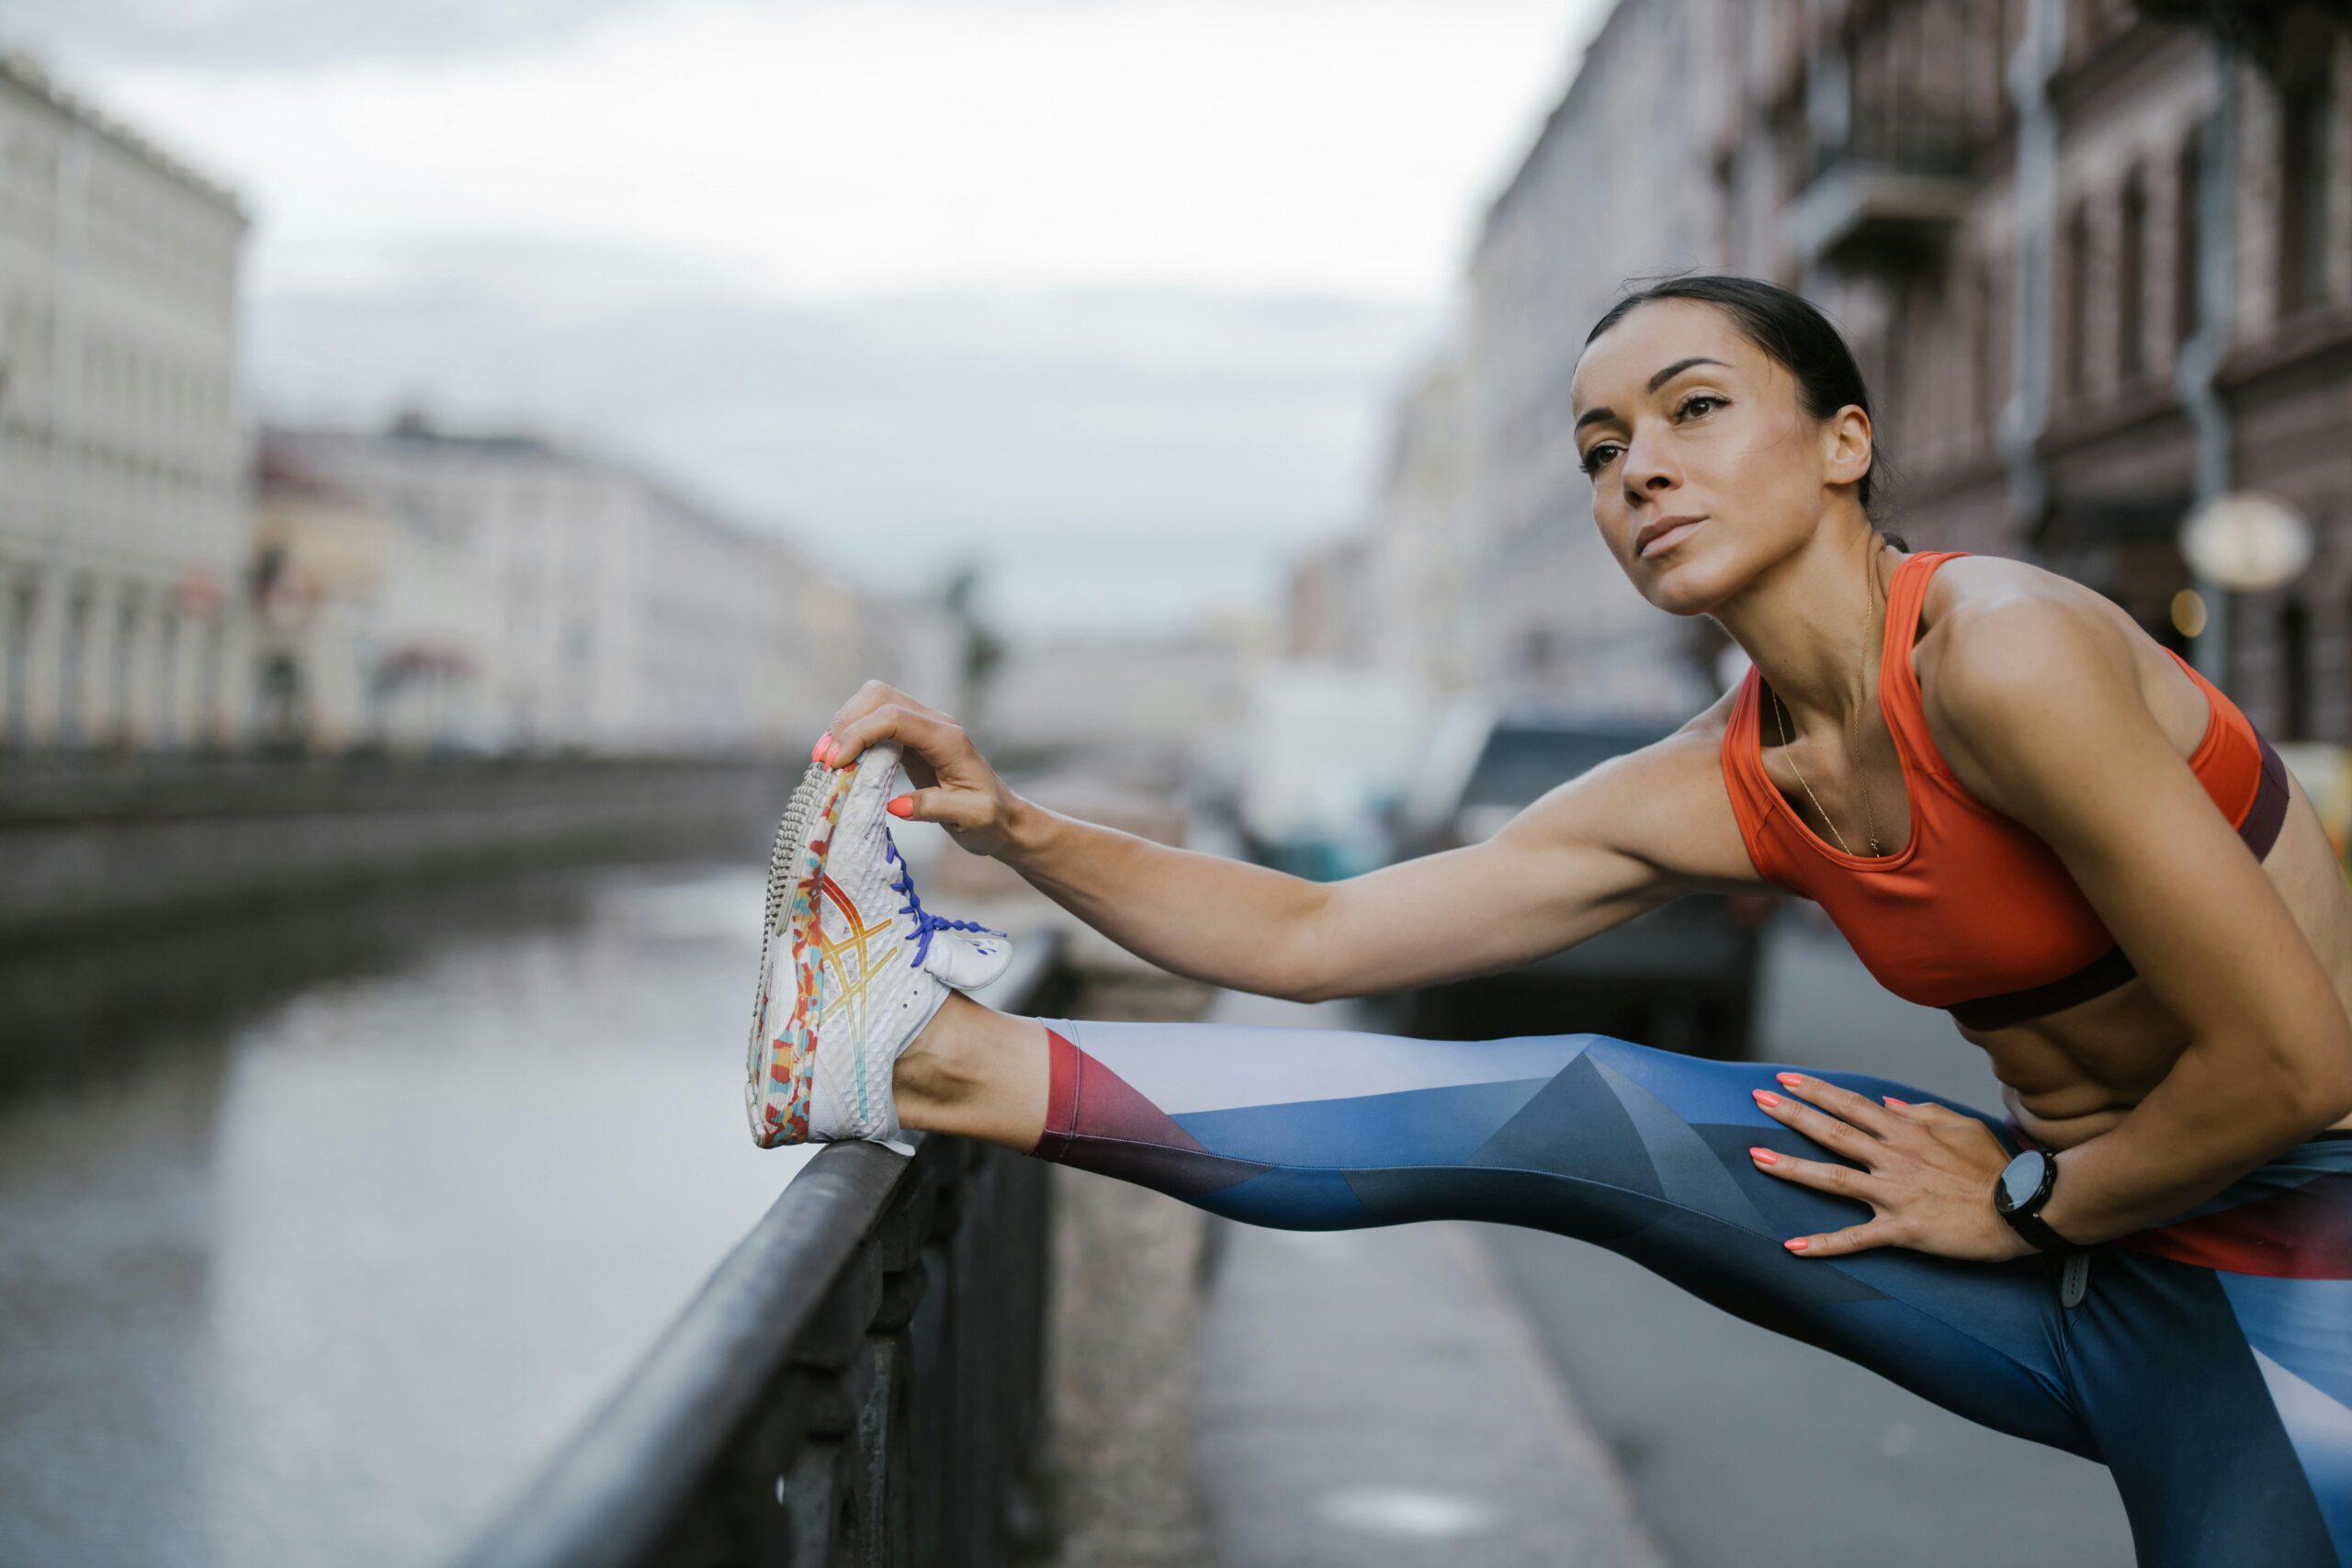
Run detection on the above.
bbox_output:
[1998,1150,2049,1213]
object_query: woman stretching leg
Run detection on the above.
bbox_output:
[756,278,2352,1567]
[884,995,2352,1568]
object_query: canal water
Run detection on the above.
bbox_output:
[0,863,818,1568]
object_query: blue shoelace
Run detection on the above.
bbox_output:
[885,834,1001,968]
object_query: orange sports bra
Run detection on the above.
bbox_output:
[1720,549,2292,1030]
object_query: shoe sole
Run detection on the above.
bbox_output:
[746,756,859,1146]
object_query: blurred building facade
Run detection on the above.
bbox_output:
[1363,349,1477,694]
[1283,347,1476,691]
[1459,0,1741,713]
[259,417,954,756]
[1716,0,2352,743]
[0,50,253,752]
[1324,0,2352,743]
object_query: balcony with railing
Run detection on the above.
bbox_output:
[1788,96,1981,268]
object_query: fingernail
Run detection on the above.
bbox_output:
[1753,1089,1781,1109]
[1884,1096,1908,1107]
[1748,1145,1779,1165]
[816,735,835,762]
[1776,1072,1804,1088]
[1784,1238,1811,1252]
[886,795,913,818]
[811,735,828,761]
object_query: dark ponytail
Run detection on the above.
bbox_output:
[1586,272,1906,548]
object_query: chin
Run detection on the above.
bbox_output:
[1634,552,1724,617]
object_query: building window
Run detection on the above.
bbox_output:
[155,611,178,750]
[59,584,91,749]
[3,578,31,750]
[2281,595,2313,740]
[1973,256,1998,438]
[112,590,140,744]
[200,618,224,748]
[2061,199,2091,400]
[1517,626,1556,677]
[2176,125,2205,350]
[2278,67,2332,319]
[2120,167,2147,384]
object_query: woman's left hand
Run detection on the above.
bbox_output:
[1747,1073,2038,1262]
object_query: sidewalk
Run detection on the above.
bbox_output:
[1189,989,1666,1568]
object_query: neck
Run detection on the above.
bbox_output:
[1716,524,1902,728]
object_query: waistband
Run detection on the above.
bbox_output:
[2099,1128,2352,1278]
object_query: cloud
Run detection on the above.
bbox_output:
[64,0,1604,302]
[250,239,1438,635]
[6,0,661,70]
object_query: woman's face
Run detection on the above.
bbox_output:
[1569,298,1865,616]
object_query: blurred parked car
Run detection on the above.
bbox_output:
[1365,699,1776,1059]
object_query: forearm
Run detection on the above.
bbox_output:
[995,795,1331,1001]
[2040,1032,2352,1246]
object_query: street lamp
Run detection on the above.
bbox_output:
[2176,490,2312,680]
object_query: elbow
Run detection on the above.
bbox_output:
[2279,1025,2352,1135]
[1283,972,1342,1007]
[2298,1055,2352,1134]
[1283,884,1345,1007]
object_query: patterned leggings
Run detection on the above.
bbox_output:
[1028,1016,2352,1567]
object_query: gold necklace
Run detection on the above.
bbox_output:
[1769,539,1888,857]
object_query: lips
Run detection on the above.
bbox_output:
[1637,515,1705,559]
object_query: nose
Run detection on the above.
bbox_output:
[1621,425,1680,500]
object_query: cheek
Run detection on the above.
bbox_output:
[1589,498,1629,550]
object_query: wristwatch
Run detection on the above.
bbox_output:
[1992,1148,2074,1253]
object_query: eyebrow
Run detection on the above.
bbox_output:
[1573,356,1733,433]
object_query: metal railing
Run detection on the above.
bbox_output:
[458,934,1075,1568]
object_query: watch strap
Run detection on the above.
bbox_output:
[1999,1201,2073,1254]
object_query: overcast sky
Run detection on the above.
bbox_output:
[15,0,1611,636]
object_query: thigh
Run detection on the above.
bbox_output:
[2066,1141,2352,1566]
[1037,1018,2096,1458]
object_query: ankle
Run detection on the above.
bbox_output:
[896,989,992,1107]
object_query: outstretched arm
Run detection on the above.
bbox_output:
[818,682,1765,1008]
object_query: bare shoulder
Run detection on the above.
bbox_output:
[1501,681,1776,894]
[1910,553,2209,800]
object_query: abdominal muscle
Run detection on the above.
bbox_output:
[1959,764,2352,1150]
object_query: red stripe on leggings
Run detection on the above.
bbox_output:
[1029,1026,1080,1160]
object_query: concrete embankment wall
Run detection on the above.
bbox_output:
[0,753,792,943]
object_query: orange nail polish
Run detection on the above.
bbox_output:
[1754,1089,1781,1109]
[810,735,826,761]
[886,795,913,818]
[1784,1238,1811,1252]
[1749,1146,1778,1165]
[1776,1072,1804,1088]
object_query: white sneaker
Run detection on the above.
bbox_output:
[746,739,1014,1147]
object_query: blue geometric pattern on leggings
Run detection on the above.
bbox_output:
[1030,1016,2352,1566]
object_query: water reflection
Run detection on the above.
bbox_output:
[0,864,813,1568]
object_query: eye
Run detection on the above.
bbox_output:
[1580,392,1731,479]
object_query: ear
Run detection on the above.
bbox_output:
[1821,403,1874,488]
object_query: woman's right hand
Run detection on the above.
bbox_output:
[815,682,1026,859]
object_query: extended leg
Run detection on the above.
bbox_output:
[903,1001,2096,1461]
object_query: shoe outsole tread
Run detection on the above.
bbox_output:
[746,757,856,1147]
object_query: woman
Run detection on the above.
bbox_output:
[750,276,2352,1566]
